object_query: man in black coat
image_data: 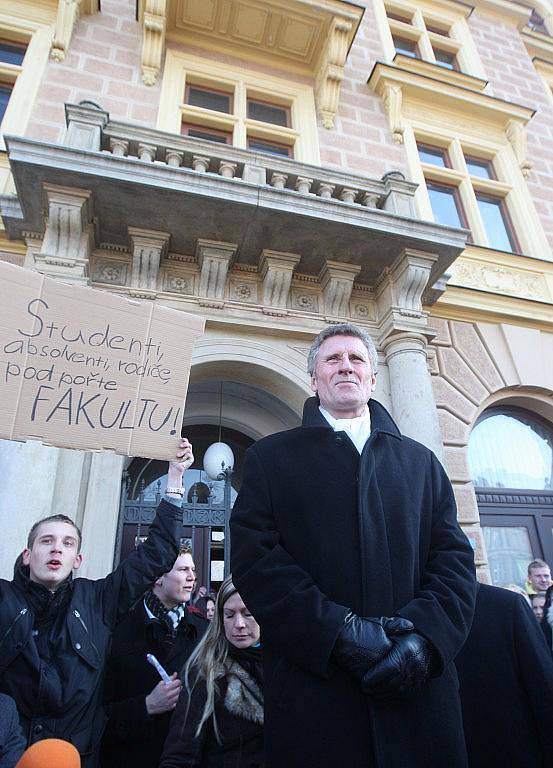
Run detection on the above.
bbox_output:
[100,545,208,768]
[230,323,476,768]
[0,439,193,768]
[456,583,553,768]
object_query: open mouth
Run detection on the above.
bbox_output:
[47,560,62,569]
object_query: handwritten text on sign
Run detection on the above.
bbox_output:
[0,262,205,459]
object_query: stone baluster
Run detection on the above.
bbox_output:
[270,173,288,190]
[165,150,183,167]
[219,161,237,179]
[192,155,210,173]
[295,176,313,194]
[138,143,157,162]
[110,138,129,157]
[318,182,335,199]
[340,188,358,204]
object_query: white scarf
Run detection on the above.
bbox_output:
[319,405,371,454]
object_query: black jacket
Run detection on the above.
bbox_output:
[160,651,263,768]
[456,583,553,768]
[230,397,476,768]
[0,693,25,768]
[0,499,182,767]
[101,600,208,768]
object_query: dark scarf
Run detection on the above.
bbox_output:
[228,643,263,688]
[144,589,186,638]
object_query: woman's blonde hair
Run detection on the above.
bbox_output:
[182,575,238,741]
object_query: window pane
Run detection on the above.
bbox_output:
[248,138,291,157]
[418,144,447,167]
[247,99,289,127]
[427,183,463,227]
[468,412,553,490]
[392,36,418,57]
[186,86,231,114]
[434,49,456,70]
[0,41,26,66]
[483,525,534,587]
[0,84,11,123]
[475,194,515,251]
[465,157,493,179]
[182,124,231,144]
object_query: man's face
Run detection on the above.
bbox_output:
[532,594,546,621]
[529,567,552,592]
[154,553,196,609]
[311,335,376,419]
[22,521,82,591]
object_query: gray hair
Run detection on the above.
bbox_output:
[307,323,378,376]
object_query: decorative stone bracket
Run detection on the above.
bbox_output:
[51,0,100,62]
[376,249,438,343]
[506,119,532,179]
[33,184,95,283]
[259,250,301,316]
[315,17,354,129]
[382,84,404,144]
[140,0,167,85]
[196,239,237,308]
[128,227,170,297]
[319,260,361,319]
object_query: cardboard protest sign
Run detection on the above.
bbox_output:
[0,261,205,459]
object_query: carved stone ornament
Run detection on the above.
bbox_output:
[196,239,237,308]
[450,259,550,301]
[506,119,532,178]
[128,227,170,292]
[51,0,99,62]
[140,0,167,85]
[293,292,318,312]
[319,260,361,318]
[315,18,353,129]
[382,84,404,144]
[93,260,127,285]
[230,282,255,302]
[259,250,301,315]
[164,274,191,293]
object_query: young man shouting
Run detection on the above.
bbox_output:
[0,439,193,768]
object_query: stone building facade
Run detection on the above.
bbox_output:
[0,0,552,587]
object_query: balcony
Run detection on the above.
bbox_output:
[0,102,467,332]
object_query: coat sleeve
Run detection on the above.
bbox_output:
[99,498,182,626]
[230,446,349,678]
[513,597,553,760]
[102,695,153,745]
[159,682,209,768]
[397,453,477,672]
[0,695,26,766]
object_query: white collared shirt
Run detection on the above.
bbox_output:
[319,405,371,454]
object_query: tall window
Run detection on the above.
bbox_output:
[384,2,461,71]
[469,407,553,587]
[416,139,519,251]
[0,38,27,126]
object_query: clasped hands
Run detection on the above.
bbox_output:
[333,613,436,699]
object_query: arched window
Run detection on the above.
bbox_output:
[469,407,553,587]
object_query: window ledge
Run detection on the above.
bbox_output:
[522,28,553,64]
[392,53,488,91]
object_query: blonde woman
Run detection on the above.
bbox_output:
[160,576,263,768]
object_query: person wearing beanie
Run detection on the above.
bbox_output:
[0,440,194,768]
[101,545,207,768]
[16,740,80,768]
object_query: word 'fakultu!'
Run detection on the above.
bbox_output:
[10,298,164,358]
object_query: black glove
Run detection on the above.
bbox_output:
[362,631,437,698]
[333,613,414,683]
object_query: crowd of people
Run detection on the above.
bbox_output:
[1,323,553,768]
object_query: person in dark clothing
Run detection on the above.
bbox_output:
[0,693,26,768]
[0,439,194,768]
[230,323,476,768]
[101,545,208,768]
[540,584,553,652]
[456,582,553,768]
[160,576,263,768]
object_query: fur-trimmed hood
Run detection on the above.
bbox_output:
[222,660,263,725]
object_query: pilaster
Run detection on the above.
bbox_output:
[33,185,95,283]
[196,239,237,308]
[128,227,170,297]
[259,250,301,316]
[141,0,167,85]
[318,260,361,319]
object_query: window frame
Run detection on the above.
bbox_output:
[158,50,319,165]
[181,122,233,144]
[246,96,291,129]
[184,83,234,115]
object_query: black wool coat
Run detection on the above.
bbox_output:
[0,693,25,768]
[0,499,182,768]
[160,657,264,768]
[230,397,476,768]
[455,583,553,768]
[100,601,208,768]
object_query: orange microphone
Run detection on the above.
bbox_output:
[16,739,81,768]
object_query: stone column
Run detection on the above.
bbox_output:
[79,452,125,579]
[382,333,444,462]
